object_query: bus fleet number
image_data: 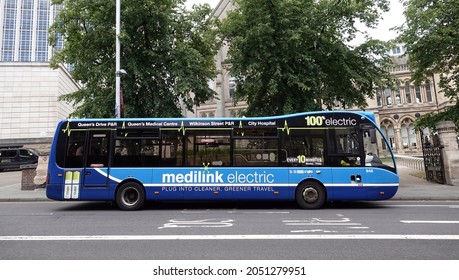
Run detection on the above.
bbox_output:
[305,116,323,126]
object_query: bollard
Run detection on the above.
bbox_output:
[34,156,48,187]
[21,164,38,190]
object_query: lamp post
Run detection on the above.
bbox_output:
[115,0,121,118]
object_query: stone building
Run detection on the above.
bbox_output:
[366,44,455,156]
[0,0,78,149]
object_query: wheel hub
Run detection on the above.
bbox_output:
[122,188,139,206]
[302,187,319,203]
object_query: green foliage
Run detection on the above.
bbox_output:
[415,103,459,132]
[50,0,220,118]
[220,0,395,116]
[397,0,459,130]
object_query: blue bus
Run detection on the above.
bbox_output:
[46,111,398,210]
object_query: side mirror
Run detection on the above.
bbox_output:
[369,128,377,144]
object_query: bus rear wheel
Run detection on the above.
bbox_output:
[116,182,145,211]
[295,181,326,209]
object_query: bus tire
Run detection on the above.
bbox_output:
[295,181,326,209]
[116,182,145,211]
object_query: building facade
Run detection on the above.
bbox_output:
[188,1,456,157]
[368,46,454,156]
[0,0,78,149]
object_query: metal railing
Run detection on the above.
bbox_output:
[394,155,425,171]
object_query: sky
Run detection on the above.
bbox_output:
[185,0,406,43]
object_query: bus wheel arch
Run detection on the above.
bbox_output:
[115,180,146,211]
[295,179,327,209]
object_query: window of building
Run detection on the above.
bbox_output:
[380,121,395,150]
[401,119,418,149]
[52,4,65,52]
[35,0,50,61]
[199,111,215,118]
[395,84,402,105]
[19,0,34,62]
[415,85,422,103]
[385,87,392,105]
[404,82,412,103]
[2,0,18,61]
[229,76,236,99]
[376,88,382,107]
[409,124,417,147]
[425,80,433,102]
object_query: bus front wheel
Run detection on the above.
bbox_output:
[295,181,326,209]
[116,182,145,211]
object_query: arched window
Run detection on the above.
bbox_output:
[401,119,418,149]
[380,120,395,150]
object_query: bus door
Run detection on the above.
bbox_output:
[82,130,111,189]
[327,127,367,199]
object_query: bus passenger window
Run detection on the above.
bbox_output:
[113,139,160,167]
[64,131,86,168]
[233,138,278,166]
[281,131,324,166]
[161,131,183,167]
[185,131,230,167]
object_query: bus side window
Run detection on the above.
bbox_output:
[281,130,324,166]
[185,131,230,167]
[162,131,183,167]
[64,131,86,168]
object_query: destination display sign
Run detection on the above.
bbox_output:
[63,112,372,131]
[65,119,280,129]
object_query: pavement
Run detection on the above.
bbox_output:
[0,166,458,202]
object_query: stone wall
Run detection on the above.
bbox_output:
[437,121,459,186]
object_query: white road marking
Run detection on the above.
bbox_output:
[228,211,290,214]
[284,218,351,223]
[1,234,459,241]
[291,229,337,233]
[348,227,369,229]
[158,219,234,229]
[401,220,459,224]
[284,223,362,226]
[390,205,459,208]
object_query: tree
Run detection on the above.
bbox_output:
[49,0,220,118]
[220,0,396,116]
[397,0,459,130]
